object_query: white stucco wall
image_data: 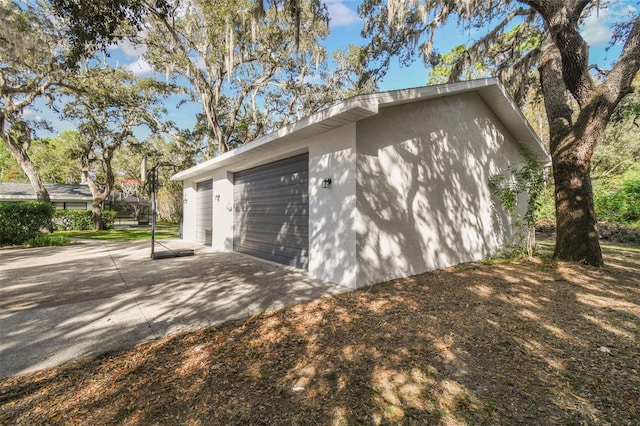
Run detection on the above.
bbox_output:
[355,92,523,286]
[182,180,197,242]
[211,170,234,251]
[179,124,358,288]
[308,123,358,288]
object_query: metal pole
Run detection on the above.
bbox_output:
[150,166,156,258]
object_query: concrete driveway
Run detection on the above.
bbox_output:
[0,240,348,378]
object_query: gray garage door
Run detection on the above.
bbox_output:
[233,154,309,269]
[196,180,213,245]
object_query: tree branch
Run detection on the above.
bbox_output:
[602,16,640,106]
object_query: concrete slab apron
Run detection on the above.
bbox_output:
[0,240,348,378]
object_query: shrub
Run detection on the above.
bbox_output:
[53,210,93,231]
[26,234,70,247]
[101,210,117,230]
[53,209,118,230]
[0,201,55,246]
[595,166,640,224]
[535,183,556,221]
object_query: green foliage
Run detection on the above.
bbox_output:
[139,0,358,155]
[489,145,546,257]
[0,142,25,181]
[358,1,544,103]
[25,234,70,247]
[53,210,93,230]
[535,183,556,221]
[101,210,117,230]
[29,131,84,184]
[49,0,171,64]
[592,79,640,179]
[594,165,640,224]
[53,209,117,231]
[0,201,55,246]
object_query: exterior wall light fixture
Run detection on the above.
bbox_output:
[322,178,332,188]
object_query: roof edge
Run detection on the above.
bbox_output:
[171,101,379,181]
[172,78,550,181]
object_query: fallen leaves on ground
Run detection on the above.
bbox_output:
[1,243,639,425]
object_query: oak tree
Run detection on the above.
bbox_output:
[359,0,640,265]
[62,67,171,229]
[0,1,71,202]
[136,0,339,156]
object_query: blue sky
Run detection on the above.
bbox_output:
[31,0,636,138]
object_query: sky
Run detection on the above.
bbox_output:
[31,0,637,138]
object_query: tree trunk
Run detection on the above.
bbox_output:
[538,34,605,266]
[81,159,105,231]
[201,90,228,155]
[551,145,603,265]
[91,199,103,231]
[2,135,51,203]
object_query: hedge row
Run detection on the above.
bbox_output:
[53,210,92,230]
[0,202,55,246]
[1,202,120,246]
[53,210,117,231]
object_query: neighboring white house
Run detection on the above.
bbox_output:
[0,182,93,210]
[172,78,550,289]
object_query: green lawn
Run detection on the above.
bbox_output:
[537,238,640,254]
[56,223,179,242]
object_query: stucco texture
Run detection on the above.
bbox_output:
[355,92,520,286]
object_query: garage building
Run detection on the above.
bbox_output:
[172,79,549,289]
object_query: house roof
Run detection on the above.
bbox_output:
[0,182,94,201]
[172,78,550,182]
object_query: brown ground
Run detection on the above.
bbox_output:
[1,241,639,425]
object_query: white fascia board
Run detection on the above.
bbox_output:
[481,81,550,165]
[172,78,549,181]
[171,102,379,182]
[0,195,33,200]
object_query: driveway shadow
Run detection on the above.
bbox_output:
[0,240,348,377]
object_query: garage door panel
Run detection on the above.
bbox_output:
[235,218,309,232]
[234,161,308,182]
[234,230,308,248]
[234,172,308,191]
[233,153,308,269]
[196,180,213,245]
[234,197,309,211]
[235,240,308,264]
[236,249,308,269]
[234,204,308,217]
[237,222,309,237]
[234,215,309,229]
[234,184,308,201]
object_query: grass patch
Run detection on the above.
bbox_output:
[57,223,179,242]
[24,234,71,247]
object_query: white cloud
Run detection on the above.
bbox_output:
[113,38,148,58]
[188,54,207,73]
[581,3,637,47]
[582,9,613,45]
[109,38,154,75]
[125,57,155,76]
[22,108,43,121]
[324,0,361,28]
